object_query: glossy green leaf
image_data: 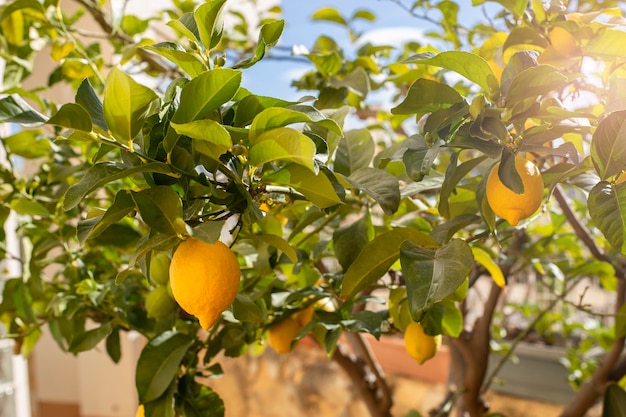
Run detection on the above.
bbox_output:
[392,78,465,116]
[404,51,499,97]
[68,322,112,353]
[144,381,176,417]
[334,129,375,176]
[265,164,343,208]
[47,103,92,132]
[194,0,227,50]
[103,67,158,146]
[131,186,185,236]
[232,294,265,323]
[164,68,241,152]
[143,43,206,77]
[439,153,488,218]
[250,106,341,143]
[311,7,347,25]
[64,162,175,210]
[136,331,194,403]
[588,181,626,253]
[249,127,316,172]
[167,13,199,43]
[233,19,285,69]
[170,119,232,159]
[76,79,108,131]
[341,228,437,297]
[505,65,568,108]
[105,329,122,364]
[0,94,46,124]
[344,167,400,215]
[591,111,626,180]
[603,384,626,417]
[400,239,473,321]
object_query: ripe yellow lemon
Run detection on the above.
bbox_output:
[268,317,301,354]
[295,305,315,328]
[404,321,442,365]
[136,405,144,417]
[169,238,240,329]
[486,155,544,226]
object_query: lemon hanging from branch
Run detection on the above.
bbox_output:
[404,321,442,365]
[486,155,544,226]
[169,237,241,329]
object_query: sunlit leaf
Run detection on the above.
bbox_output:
[103,67,158,147]
[249,106,342,143]
[404,51,499,97]
[194,0,227,50]
[143,43,206,77]
[311,7,347,25]
[264,163,343,208]
[471,246,505,287]
[249,127,316,172]
[591,111,626,180]
[341,228,437,297]
[47,103,92,132]
[0,94,46,124]
[76,79,108,131]
[170,119,232,159]
[588,181,626,253]
[334,129,375,176]
[392,78,465,116]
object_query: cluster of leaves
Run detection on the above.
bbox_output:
[0,0,625,416]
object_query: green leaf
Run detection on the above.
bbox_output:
[194,0,227,50]
[249,127,317,171]
[264,164,343,208]
[131,186,185,236]
[391,78,465,116]
[68,322,112,353]
[233,19,285,69]
[77,190,135,244]
[167,13,200,43]
[615,302,626,339]
[170,119,232,159]
[439,153,488,218]
[76,79,108,131]
[246,234,298,263]
[10,197,50,217]
[441,300,463,337]
[144,381,176,417]
[588,181,626,253]
[505,65,568,109]
[311,7,347,25]
[341,228,438,297]
[404,51,499,97]
[344,168,400,215]
[64,162,176,210]
[179,383,225,417]
[591,111,626,180]
[136,331,194,403]
[249,106,342,143]
[106,329,122,363]
[3,130,50,158]
[47,103,93,132]
[103,67,158,147]
[400,239,473,321]
[351,9,377,22]
[333,216,371,271]
[0,94,46,124]
[603,384,626,417]
[472,0,528,18]
[164,68,242,152]
[232,294,265,323]
[143,43,206,77]
[587,29,626,60]
[334,129,375,176]
[0,0,44,23]
[343,310,384,338]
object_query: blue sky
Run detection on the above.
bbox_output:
[241,0,449,99]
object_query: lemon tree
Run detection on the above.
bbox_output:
[0,1,625,417]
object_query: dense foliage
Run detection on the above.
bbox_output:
[0,0,625,416]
